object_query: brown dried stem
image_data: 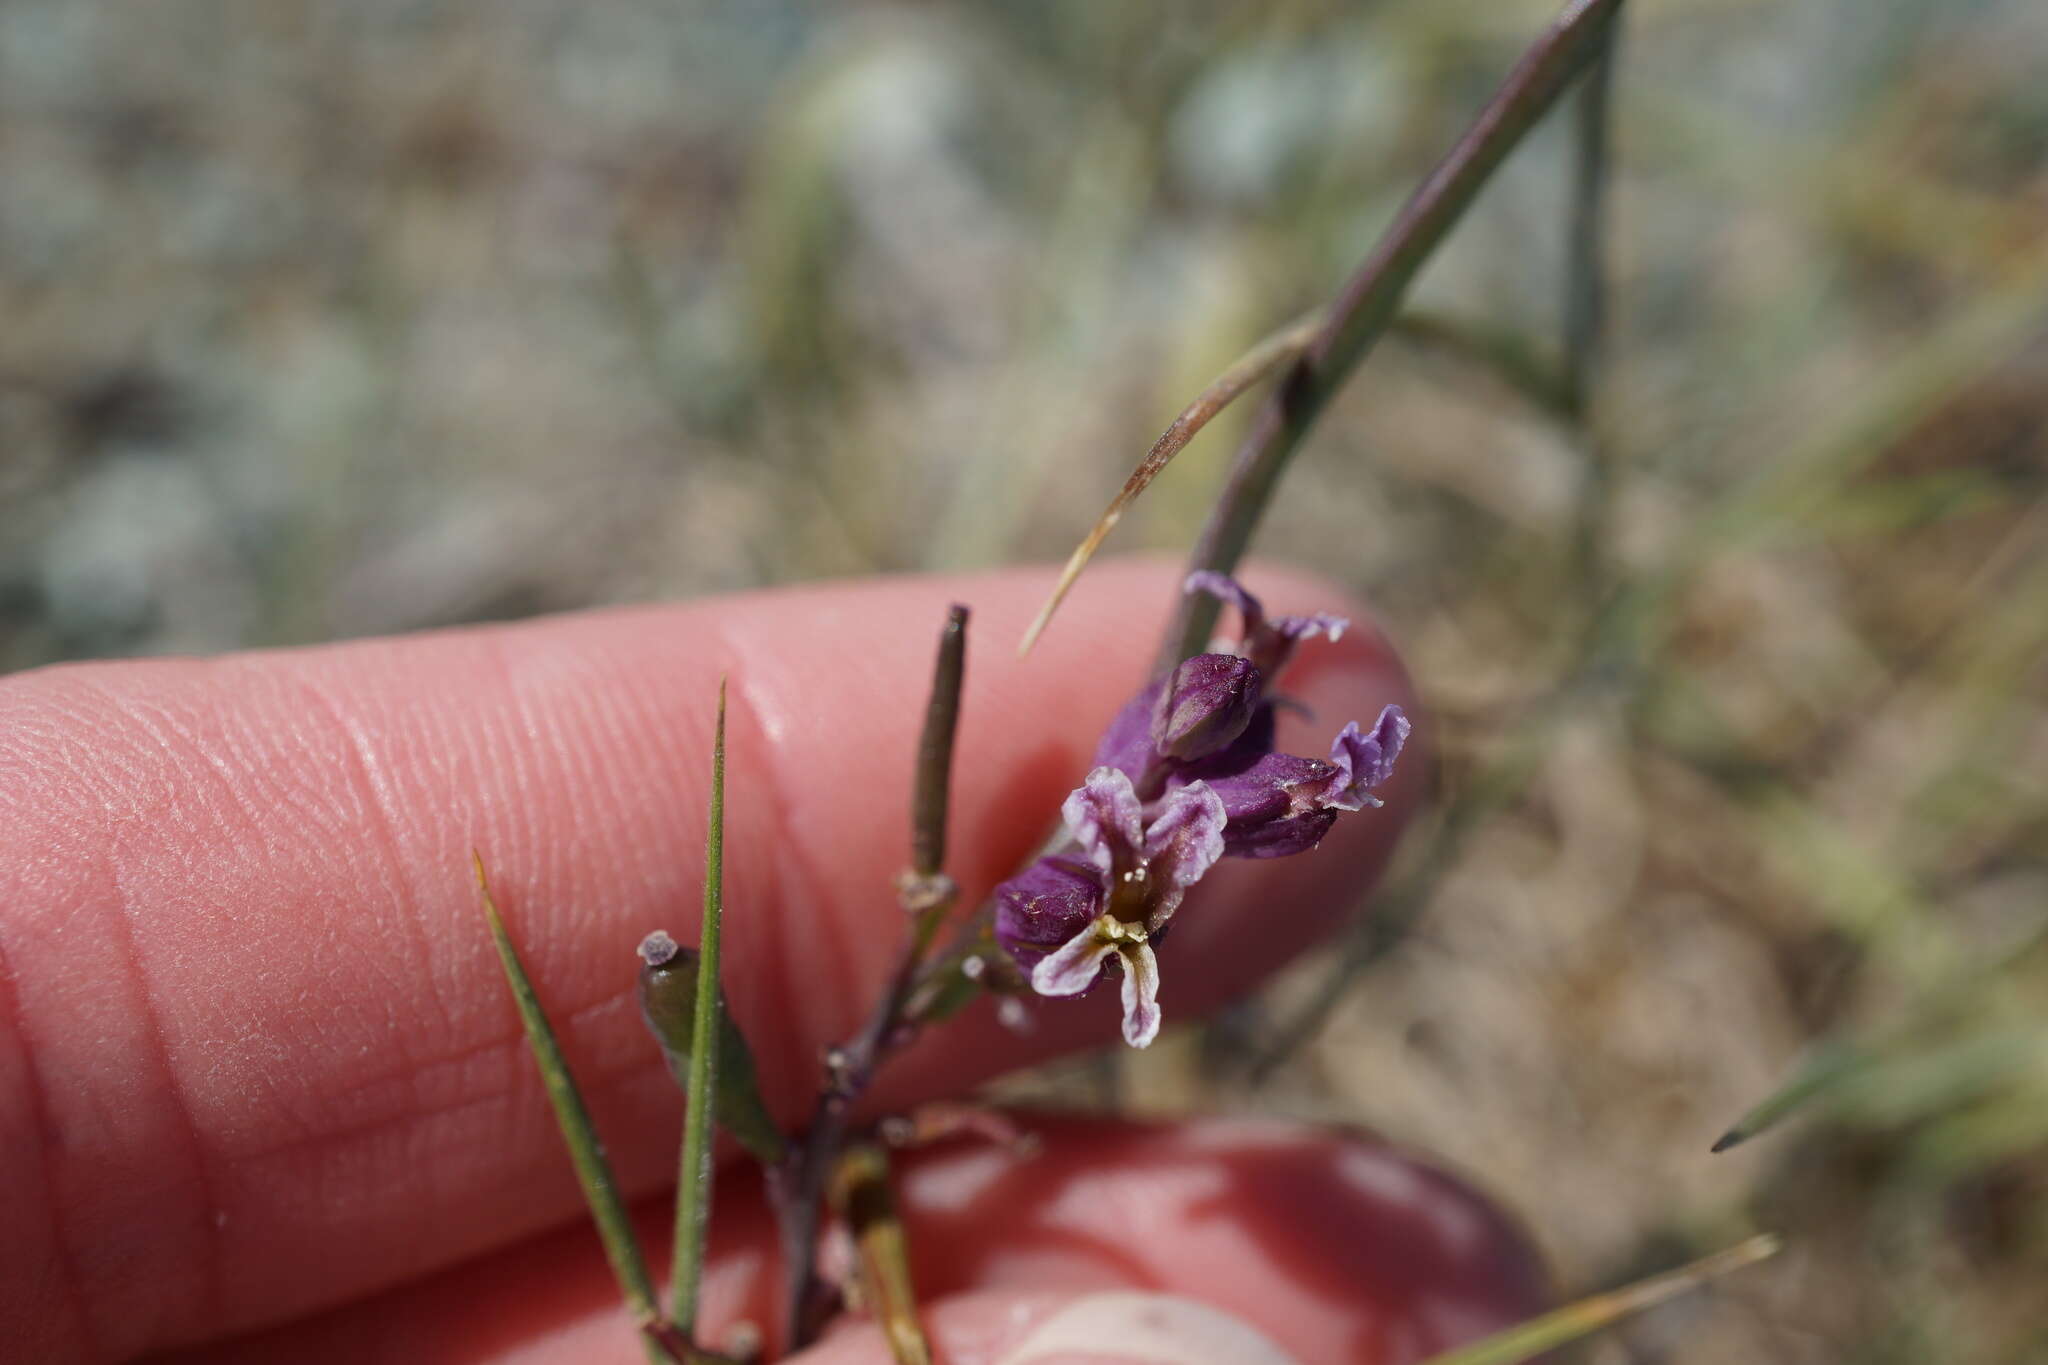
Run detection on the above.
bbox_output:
[1018,313,1320,657]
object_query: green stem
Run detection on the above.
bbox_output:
[1560,15,1617,422]
[671,679,728,1340]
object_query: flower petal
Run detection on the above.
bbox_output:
[1141,780,1227,926]
[1322,704,1410,811]
[1269,611,1349,643]
[994,855,1107,969]
[1183,571,1265,640]
[1063,767,1146,877]
[1031,926,1118,997]
[1362,704,1412,787]
[1222,806,1338,858]
[1118,941,1163,1048]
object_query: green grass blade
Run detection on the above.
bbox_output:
[475,852,667,1361]
[1415,1233,1780,1365]
[1712,1043,1867,1152]
[672,676,728,1339]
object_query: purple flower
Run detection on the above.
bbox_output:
[993,767,1226,1047]
[1173,704,1411,858]
[994,573,1408,1048]
[1327,705,1410,810]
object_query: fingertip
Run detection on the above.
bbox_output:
[792,1290,1304,1365]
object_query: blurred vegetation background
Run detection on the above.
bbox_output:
[5,0,2046,1360]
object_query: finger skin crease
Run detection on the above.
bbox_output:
[276,670,456,1061]
[75,674,232,1356]
[113,855,227,1354]
[721,651,862,1115]
[0,929,100,1363]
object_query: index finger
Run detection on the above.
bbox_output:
[0,557,1419,1361]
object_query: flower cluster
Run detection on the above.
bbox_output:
[994,573,1409,1047]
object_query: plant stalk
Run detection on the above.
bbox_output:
[1164,0,1627,668]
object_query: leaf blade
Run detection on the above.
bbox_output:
[475,852,667,1361]
[1415,1233,1780,1365]
[671,677,729,1339]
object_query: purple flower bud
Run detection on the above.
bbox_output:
[1176,751,1341,858]
[1168,704,1410,858]
[993,855,1104,975]
[1150,653,1261,761]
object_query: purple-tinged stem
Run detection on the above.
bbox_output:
[1165,0,1627,669]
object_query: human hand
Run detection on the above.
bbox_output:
[0,558,1544,1363]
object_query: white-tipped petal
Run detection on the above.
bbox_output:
[1063,767,1146,876]
[1119,941,1162,1048]
[1032,927,1117,997]
[1141,780,1227,927]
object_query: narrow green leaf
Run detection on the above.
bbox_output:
[1415,1233,1780,1365]
[1712,1043,1866,1152]
[475,853,668,1364]
[672,676,728,1339]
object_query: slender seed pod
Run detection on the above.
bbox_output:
[637,931,787,1164]
[829,1143,933,1365]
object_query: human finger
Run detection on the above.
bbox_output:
[160,1118,1540,1365]
[0,558,1419,1360]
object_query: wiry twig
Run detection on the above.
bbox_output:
[1165,0,1627,669]
[775,607,971,1351]
[1563,12,1621,593]
[1254,241,2048,1075]
[1560,16,1617,424]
